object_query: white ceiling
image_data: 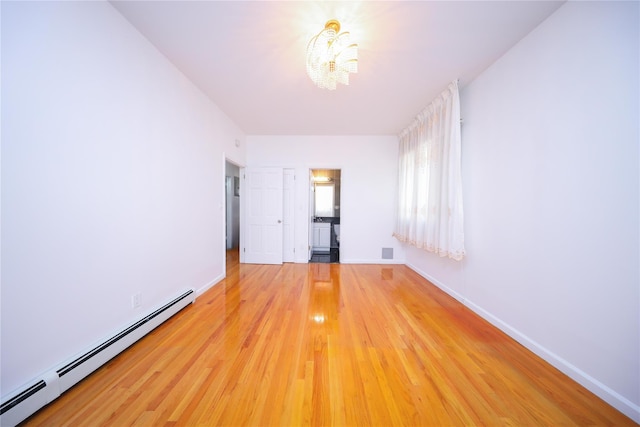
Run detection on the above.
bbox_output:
[110,1,564,135]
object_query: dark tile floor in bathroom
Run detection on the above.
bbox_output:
[310,249,339,263]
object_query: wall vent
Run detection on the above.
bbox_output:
[382,248,394,259]
[0,289,195,427]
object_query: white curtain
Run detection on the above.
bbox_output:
[393,80,465,260]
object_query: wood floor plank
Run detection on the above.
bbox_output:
[20,252,636,426]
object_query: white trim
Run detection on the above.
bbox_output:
[406,262,640,423]
[341,258,405,265]
[196,274,224,297]
[222,155,229,279]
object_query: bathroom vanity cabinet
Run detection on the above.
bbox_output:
[313,222,331,251]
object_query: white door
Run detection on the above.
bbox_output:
[283,169,295,262]
[244,167,283,264]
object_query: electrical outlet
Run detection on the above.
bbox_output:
[131,293,142,308]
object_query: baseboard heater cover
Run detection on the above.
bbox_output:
[0,381,47,422]
[0,289,195,427]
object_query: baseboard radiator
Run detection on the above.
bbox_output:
[0,289,196,427]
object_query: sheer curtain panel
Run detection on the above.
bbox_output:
[393,80,465,260]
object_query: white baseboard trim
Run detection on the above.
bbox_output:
[293,258,406,265]
[341,258,406,265]
[196,274,225,297]
[406,262,640,424]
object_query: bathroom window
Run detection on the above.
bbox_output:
[315,184,334,217]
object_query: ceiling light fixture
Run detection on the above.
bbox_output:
[313,176,333,183]
[306,19,358,90]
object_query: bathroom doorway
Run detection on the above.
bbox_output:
[309,169,341,263]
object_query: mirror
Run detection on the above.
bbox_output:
[312,169,341,218]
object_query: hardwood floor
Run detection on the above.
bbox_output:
[22,250,635,426]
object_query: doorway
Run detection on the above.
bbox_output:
[225,160,241,268]
[309,169,341,263]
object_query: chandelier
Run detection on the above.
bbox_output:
[306,20,358,90]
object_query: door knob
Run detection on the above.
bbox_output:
[277,220,282,223]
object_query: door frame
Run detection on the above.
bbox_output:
[308,168,342,262]
[223,155,244,277]
[283,169,296,263]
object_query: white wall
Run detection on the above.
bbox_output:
[1,1,245,397]
[246,136,405,264]
[405,1,639,421]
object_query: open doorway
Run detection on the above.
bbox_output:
[225,160,241,268]
[309,169,341,263]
